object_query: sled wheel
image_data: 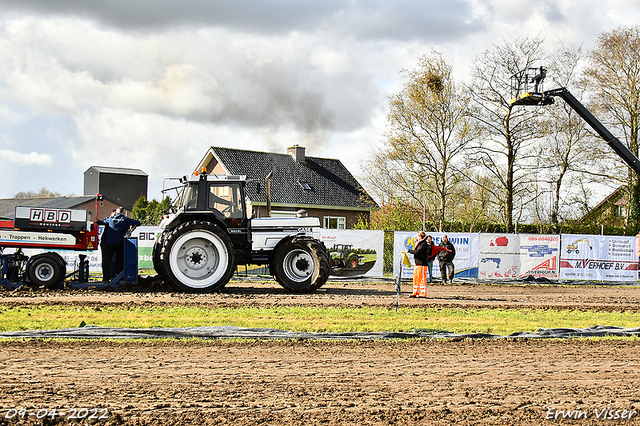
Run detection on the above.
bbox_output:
[26,253,66,287]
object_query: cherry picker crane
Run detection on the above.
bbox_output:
[510,66,640,175]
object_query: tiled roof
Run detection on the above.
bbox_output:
[211,147,377,210]
[0,196,96,220]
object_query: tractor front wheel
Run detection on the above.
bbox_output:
[272,237,330,293]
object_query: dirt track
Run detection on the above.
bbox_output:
[2,280,640,425]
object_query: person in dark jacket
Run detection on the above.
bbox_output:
[408,232,436,297]
[97,207,140,282]
[438,234,456,283]
[99,209,116,281]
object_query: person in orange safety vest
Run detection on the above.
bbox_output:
[408,231,433,297]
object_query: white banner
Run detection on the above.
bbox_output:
[518,234,560,279]
[394,232,479,280]
[0,229,76,246]
[478,234,561,280]
[559,234,638,282]
[478,234,520,279]
[17,248,102,273]
[320,229,384,277]
[129,226,161,269]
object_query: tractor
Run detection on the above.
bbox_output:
[153,170,330,293]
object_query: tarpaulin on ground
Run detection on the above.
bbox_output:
[2,325,638,340]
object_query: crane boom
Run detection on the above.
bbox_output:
[543,88,640,175]
[510,67,640,175]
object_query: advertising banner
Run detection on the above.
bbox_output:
[478,234,520,279]
[518,234,561,279]
[559,234,638,282]
[394,232,479,280]
[129,226,161,269]
[320,229,384,277]
[478,234,560,280]
[18,247,103,273]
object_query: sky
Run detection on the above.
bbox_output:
[1,0,640,201]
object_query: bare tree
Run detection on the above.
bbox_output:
[583,25,640,227]
[361,51,477,231]
[451,171,503,230]
[467,37,547,232]
[13,187,62,199]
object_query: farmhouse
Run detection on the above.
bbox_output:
[196,145,377,229]
[578,185,628,227]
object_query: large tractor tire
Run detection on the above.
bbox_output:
[271,236,330,293]
[160,221,235,293]
[152,233,167,280]
[25,253,66,288]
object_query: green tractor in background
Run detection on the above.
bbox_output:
[329,243,365,271]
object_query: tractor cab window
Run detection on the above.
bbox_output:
[180,185,199,210]
[209,183,243,218]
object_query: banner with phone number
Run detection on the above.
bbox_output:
[478,234,560,280]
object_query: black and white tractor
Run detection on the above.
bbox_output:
[153,170,330,293]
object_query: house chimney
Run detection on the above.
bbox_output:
[287,145,305,163]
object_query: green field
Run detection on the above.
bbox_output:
[1,305,639,336]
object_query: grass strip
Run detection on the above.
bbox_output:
[1,305,640,336]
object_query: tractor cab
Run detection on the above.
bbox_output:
[161,170,250,226]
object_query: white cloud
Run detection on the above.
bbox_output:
[0,149,52,166]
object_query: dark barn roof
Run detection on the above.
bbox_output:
[210,147,376,210]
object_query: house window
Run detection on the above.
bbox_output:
[615,205,627,218]
[324,216,346,229]
[298,181,312,190]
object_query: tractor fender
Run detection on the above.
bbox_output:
[161,212,226,234]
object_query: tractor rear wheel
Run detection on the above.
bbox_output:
[160,221,235,293]
[152,233,167,280]
[272,237,330,292]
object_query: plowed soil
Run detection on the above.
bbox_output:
[2,279,640,425]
